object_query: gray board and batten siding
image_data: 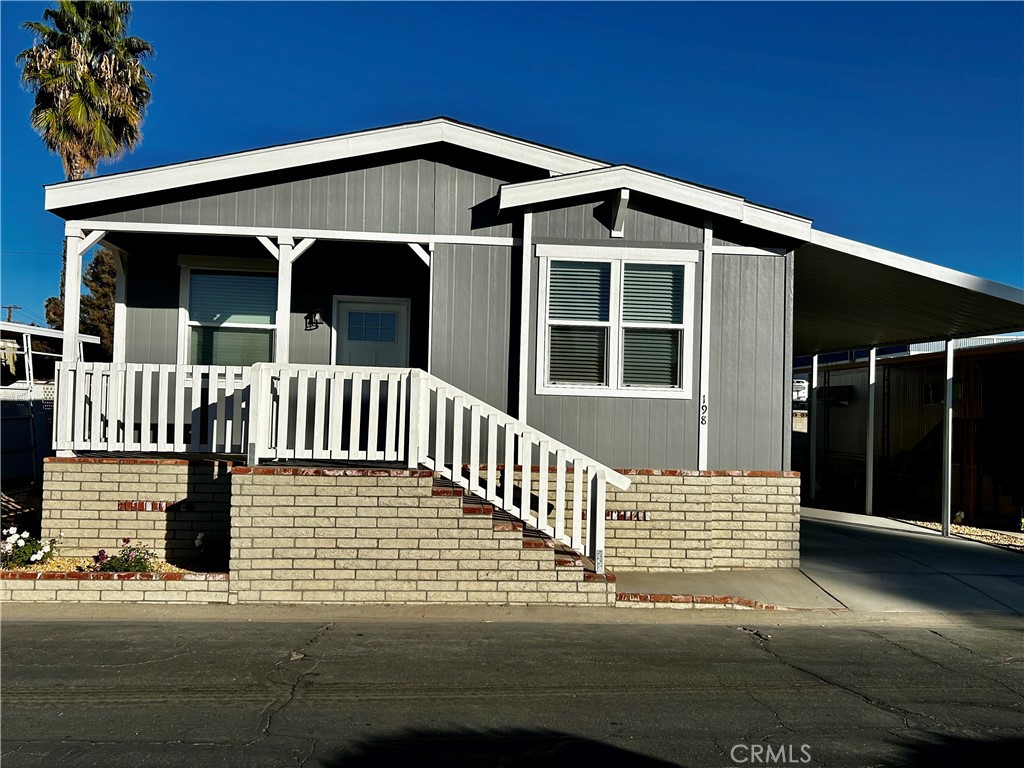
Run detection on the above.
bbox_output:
[105,147,533,411]
[527,194,793,471]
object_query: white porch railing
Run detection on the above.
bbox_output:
[55,363,251,453]
[55,363,629,571]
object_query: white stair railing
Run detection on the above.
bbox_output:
[54,363,251,453]
[55,363,627,572]
[410,370,629,573]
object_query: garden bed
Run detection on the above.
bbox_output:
[2,555,194,575]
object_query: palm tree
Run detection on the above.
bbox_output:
[18,0,154,181]
[17,1,154,337]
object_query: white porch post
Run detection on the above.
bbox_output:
[809,354,819,501]
[865,347,876,515]
[113,249,127,363]
[274,236,294,363]
[941,339,955,537]
[61,230,84,362]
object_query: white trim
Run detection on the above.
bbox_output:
[535,244,699,264]
[176,265,190,365]
[113,250,127,364]
[178,265,278,365]
[610,189,629,238]
[257,236,279,258]
[330,295,412,366]
[275,239,293,363]
[501,166,813,241]
[865,347,876,515]
[710,245,787,256]
[290,237,316,263]
[45,118,605,210]
[427,251,434,373]
[809,229,1024,305]
[535,245,697,400]
[61,233,83,362]
[697,216,713,470]
[518,211,533,420]
[809,354,818,501]
[941,339,955,537]
[79,229,106,252]
[408,242,431,267]
[65,219,518,248]
[0,321,99,345]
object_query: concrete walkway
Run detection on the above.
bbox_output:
[615,507,1024,614]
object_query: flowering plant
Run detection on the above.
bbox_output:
[95,538,156,573]
[1,527,57,568]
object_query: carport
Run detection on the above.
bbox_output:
[792,229,1024,534]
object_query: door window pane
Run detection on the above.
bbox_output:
[349,311,398,342]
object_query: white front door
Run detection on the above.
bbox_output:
[334,298,410,367]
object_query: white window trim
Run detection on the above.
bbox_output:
[177,260,278,365]
[535,245,698,400]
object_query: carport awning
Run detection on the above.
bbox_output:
[794,231,1024,356]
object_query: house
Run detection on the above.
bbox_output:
[31,117,1024,606]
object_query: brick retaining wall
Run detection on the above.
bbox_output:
[604,470,800,572]
[0,571,230,603]
[41,457,231,567]
[229,467,614,606]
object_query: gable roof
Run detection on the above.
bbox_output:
[44,117,608,211]
[498,165,813,240]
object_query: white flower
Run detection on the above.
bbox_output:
[3,542,11,553]
[6,534,18,544]
[17,540,25,548]
[20,531,28,538]
[4,527,15,535]
[30,552,41,562]
[42,544,51,553]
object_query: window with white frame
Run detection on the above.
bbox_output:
[537,246,696,399]
[186,270,277,365]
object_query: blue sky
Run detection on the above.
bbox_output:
[2,1,1022,324]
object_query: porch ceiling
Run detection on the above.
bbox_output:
[793,232,1024,356]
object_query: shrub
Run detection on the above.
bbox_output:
[95,538,157,573]
[1,527,57,569]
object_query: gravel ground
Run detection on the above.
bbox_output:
[2,555,191,574]
[896,519,1024,553]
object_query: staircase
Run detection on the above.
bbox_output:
[431,477,614,583]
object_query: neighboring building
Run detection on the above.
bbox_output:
[28,118,1024,605]
[0,321,101,485]
[794,337,1024,525]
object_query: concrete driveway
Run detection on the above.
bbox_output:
[616,509,1024,614]
[799,509,1024,614]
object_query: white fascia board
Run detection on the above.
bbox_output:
[743,202,812,241]
[0,320,100,344]
[500,166,813,241]
[44,119,605,211]
[808,229,1024,305]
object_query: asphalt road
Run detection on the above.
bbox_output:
[2,614,1023,767]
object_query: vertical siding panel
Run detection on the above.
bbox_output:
[161,202,182,225]
[236,189,256,227]
[272,183,292,228]
[364,165,384,232]
[199,195,218,226]
[217,192,237,227]
[417,159,434,234]
[433,162,452,236]
[382,162,402,232]
[309,177,329,229]
[292,178,311,230]
[179,199,199,225]
[325,174,343,230]
[254,186,275,227]
[346,170,364,230]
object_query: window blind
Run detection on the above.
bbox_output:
[190,327,273,366]
[623,328,680,387]
[549,326,607,385]
[549,261,610,321]
[623,263,683,324]
[189,271,277,325]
